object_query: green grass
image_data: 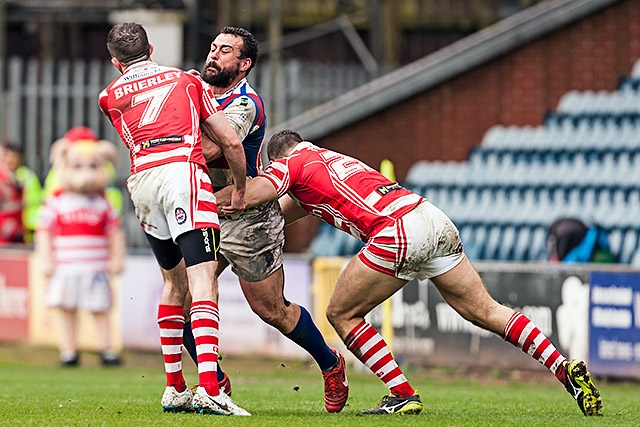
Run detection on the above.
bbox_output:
[0,344,638,426]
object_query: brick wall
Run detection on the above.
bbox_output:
[318,0,640,179]
[285,0,640,252]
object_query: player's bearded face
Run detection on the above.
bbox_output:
[202,60,241,88]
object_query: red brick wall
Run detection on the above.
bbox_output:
[319,0,640,177]
[285,0,640,252]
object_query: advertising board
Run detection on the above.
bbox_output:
[0,252,29,342]
[368,265,591,371]
[588,271,640,379]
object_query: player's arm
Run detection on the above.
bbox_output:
[201,96,255,163]
[201,132,223,162]
[97,90,115,125]
[201,111,247,213]
[216,175,277,215]
[279,194,309,225]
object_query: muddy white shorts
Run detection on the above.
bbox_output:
[359,199,465,281]
[126,162,219,241]
[46,269,112,312]
[219,199,285,282]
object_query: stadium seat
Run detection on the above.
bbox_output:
[400,68,640,263]
[512,225,532,261]
[619,229,639,264]
[497,225,517,261]
[528,226,548,261]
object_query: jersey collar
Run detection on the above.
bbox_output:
[213,77,248,99]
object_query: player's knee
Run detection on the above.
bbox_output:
[242,277,290,319]
[325,304,341,328]
[249,298,292,328]
[255,310,281,326]
[250,301,283,324]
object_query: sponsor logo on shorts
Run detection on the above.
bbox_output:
[175,207,187,224]
[201,228,211,253]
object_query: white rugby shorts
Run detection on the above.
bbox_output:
[46,269,112,312]
[359,200,465,281]
[127,162,219,241]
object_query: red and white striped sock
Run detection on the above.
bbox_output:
[158,304,186,392]
[190,300,220,396]
[504,312,566,379]
[345,321,415,398]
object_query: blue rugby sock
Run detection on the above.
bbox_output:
[285,306,338,371]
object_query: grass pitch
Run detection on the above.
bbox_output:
[0,344,638,427]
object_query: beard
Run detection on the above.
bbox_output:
[201,61,241,88]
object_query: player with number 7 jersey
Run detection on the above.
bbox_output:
[99,62,216,174]
[98,22,249,416]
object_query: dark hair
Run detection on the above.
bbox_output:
[1,140,23,155]
[267,129,303,161]
[107,23,151,66]
[220,26,258,74]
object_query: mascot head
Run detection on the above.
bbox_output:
[50,126,117,196]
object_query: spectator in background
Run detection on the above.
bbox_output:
[0,140,43,243]
[0,156,23,244]
[44,126,124,216]
[546,217,616,263]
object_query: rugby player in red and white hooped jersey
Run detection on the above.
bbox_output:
[98,22,250,416]
[215,129,603,417]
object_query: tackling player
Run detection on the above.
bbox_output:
[216,129,603,417]
[99,22,249,416]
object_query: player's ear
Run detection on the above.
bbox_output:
[111,57,123,73]
[240,57,252,73]
[149,43,154,56]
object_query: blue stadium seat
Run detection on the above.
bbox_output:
[619,229,639,264]
[528,226,548,261]
[512,225,532,261]
[608,228,623,257]
[496,225,517,261]
[401,68,640,263]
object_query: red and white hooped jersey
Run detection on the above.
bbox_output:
[98,61,220,174]
[260,142,424,241]
[37,191,121,271]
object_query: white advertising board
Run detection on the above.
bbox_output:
[119,254,312,359]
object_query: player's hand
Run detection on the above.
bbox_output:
[221,188,246,216]
[186,68,201,77]
[213,186,232,207]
